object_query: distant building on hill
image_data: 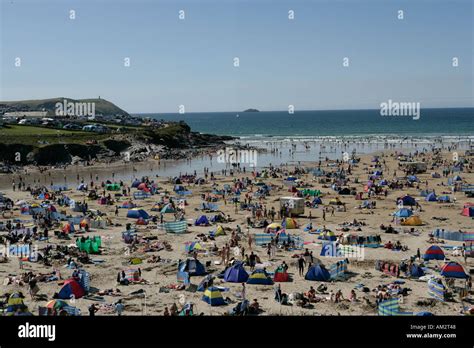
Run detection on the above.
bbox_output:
[3,111,48,118]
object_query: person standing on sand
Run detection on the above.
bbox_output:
[298,255,306,277]
[115,299,125,316]
[322,209,326,221]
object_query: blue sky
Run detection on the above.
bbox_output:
[1,0,472,112]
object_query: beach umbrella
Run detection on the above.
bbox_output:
[440,262,468,279]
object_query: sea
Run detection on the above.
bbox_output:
[123,108,474,178]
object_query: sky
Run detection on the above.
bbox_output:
[0,0,473,113]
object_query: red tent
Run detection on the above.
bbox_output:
[57,279,86,299]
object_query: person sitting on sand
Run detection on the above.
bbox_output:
[335,289,344,303]
[306,286,316,301]
[349,289,357,302]
[249,299,260,314]
[169,303,178,316]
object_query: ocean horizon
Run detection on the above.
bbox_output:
[134,107,474,139]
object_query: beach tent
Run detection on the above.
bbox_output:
[164,220,187,234]
[76,236,101,254]
[62,221,75,234]
[453,175,463,182]
[121,201,136,209]
[202,287,226,306]
[318,230,337,241]
[185,241,205,254]
[425,192,437,202]
[57,279,86,300]
[5,293,26,315]
[410,264,425,278]
[106,183,121,191]
[265,223,282,233]
[44,299,80,315]
[246,269,274,285]
[437,195,451,203]
[282,218,298,229]
[195,215,210,226]
[137,183,148,191]
[423,245,445,260]
[136,217,148,225]
[79,218,90,229]
[398,195,416,206]
[223,262,249,283]
[305,264,331,281]
[178,259,206,278]
[440,262,468,279]
[461,205,474,217]
[131,179,141,188]
[401,216,423,226]
[273,266,290,282]
[127,209,149,219]
[393,208,413,218]
[213,225,225,236]
[160,204,175,214]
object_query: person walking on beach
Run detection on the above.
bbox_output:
[298,255,306,277]
[322,209,326,221]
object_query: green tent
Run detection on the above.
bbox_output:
[106,183,121,191]
[76,236,101,254]
[299,189,322,196]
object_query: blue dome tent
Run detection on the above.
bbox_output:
[223,262,249,283]
[305,264,331,281]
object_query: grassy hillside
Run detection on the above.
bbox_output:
[0,97,130,116]
[0,125,109,145]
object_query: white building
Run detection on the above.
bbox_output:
[3,111,48,119]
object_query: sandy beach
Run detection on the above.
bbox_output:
[0,147,472,317]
